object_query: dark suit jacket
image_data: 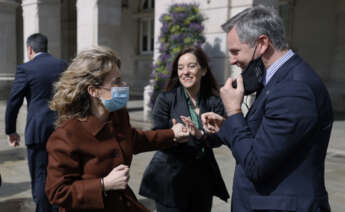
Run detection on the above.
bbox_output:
[5,53,67,145]
[218,54,333,212]
[139,86,229,207]
[45,109,175,212]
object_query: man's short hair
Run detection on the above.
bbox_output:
[222,5,288,50]
[26,33,48,53]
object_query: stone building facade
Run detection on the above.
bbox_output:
[0,0,344,113]
[0,0,155,98]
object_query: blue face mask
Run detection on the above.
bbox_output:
[100,86,129,112]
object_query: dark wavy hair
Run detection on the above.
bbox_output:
[166,46,219,97]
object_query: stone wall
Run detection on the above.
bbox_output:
[328,0,345,113]
[0,0,18,100]
[61,0,76,63]
[292,0,336,81]
[120,0,151,97]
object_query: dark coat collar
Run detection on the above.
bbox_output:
[246,54,302,118]
[264,54,301,91]
[175,86,191,122]
[32,52,50,61]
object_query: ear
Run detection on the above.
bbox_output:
[27,46,32,59]
[87,85,98,98]
[257,34,270,55]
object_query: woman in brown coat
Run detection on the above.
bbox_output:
[45,46,189,212]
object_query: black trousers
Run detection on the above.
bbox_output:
[27,144,58,212]
[155,157,214,212]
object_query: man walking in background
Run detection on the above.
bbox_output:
[5,33,67,212]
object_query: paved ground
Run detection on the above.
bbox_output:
[0,100,344,211]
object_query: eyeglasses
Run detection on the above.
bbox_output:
[111,80,127,87]
[99,81,128,91]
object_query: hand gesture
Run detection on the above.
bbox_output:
[103,164,129,191]
[171,118,189,143]
[220,75,244,116]
[180,116,203,139]
[8,133,20,147]
[201,112,225,134]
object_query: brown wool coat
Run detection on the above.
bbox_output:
[45,108,175,212]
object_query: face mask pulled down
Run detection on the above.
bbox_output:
[100,86,129,112]
[232,46,265,95]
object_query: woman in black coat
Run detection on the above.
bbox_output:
[139,47,229,212]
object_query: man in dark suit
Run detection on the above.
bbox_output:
[5,33,67,212]
[202,6,333,212]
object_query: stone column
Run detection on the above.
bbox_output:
[22,0,62,61]
[76,0,122,52]
[0,0,18,99]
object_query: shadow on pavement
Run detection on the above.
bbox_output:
[0,148,27,164]
[0,182,31,198]
[0,198,34,212]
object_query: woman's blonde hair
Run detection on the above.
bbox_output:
[50,46,121,126]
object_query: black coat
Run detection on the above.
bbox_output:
[139,86,229,207]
